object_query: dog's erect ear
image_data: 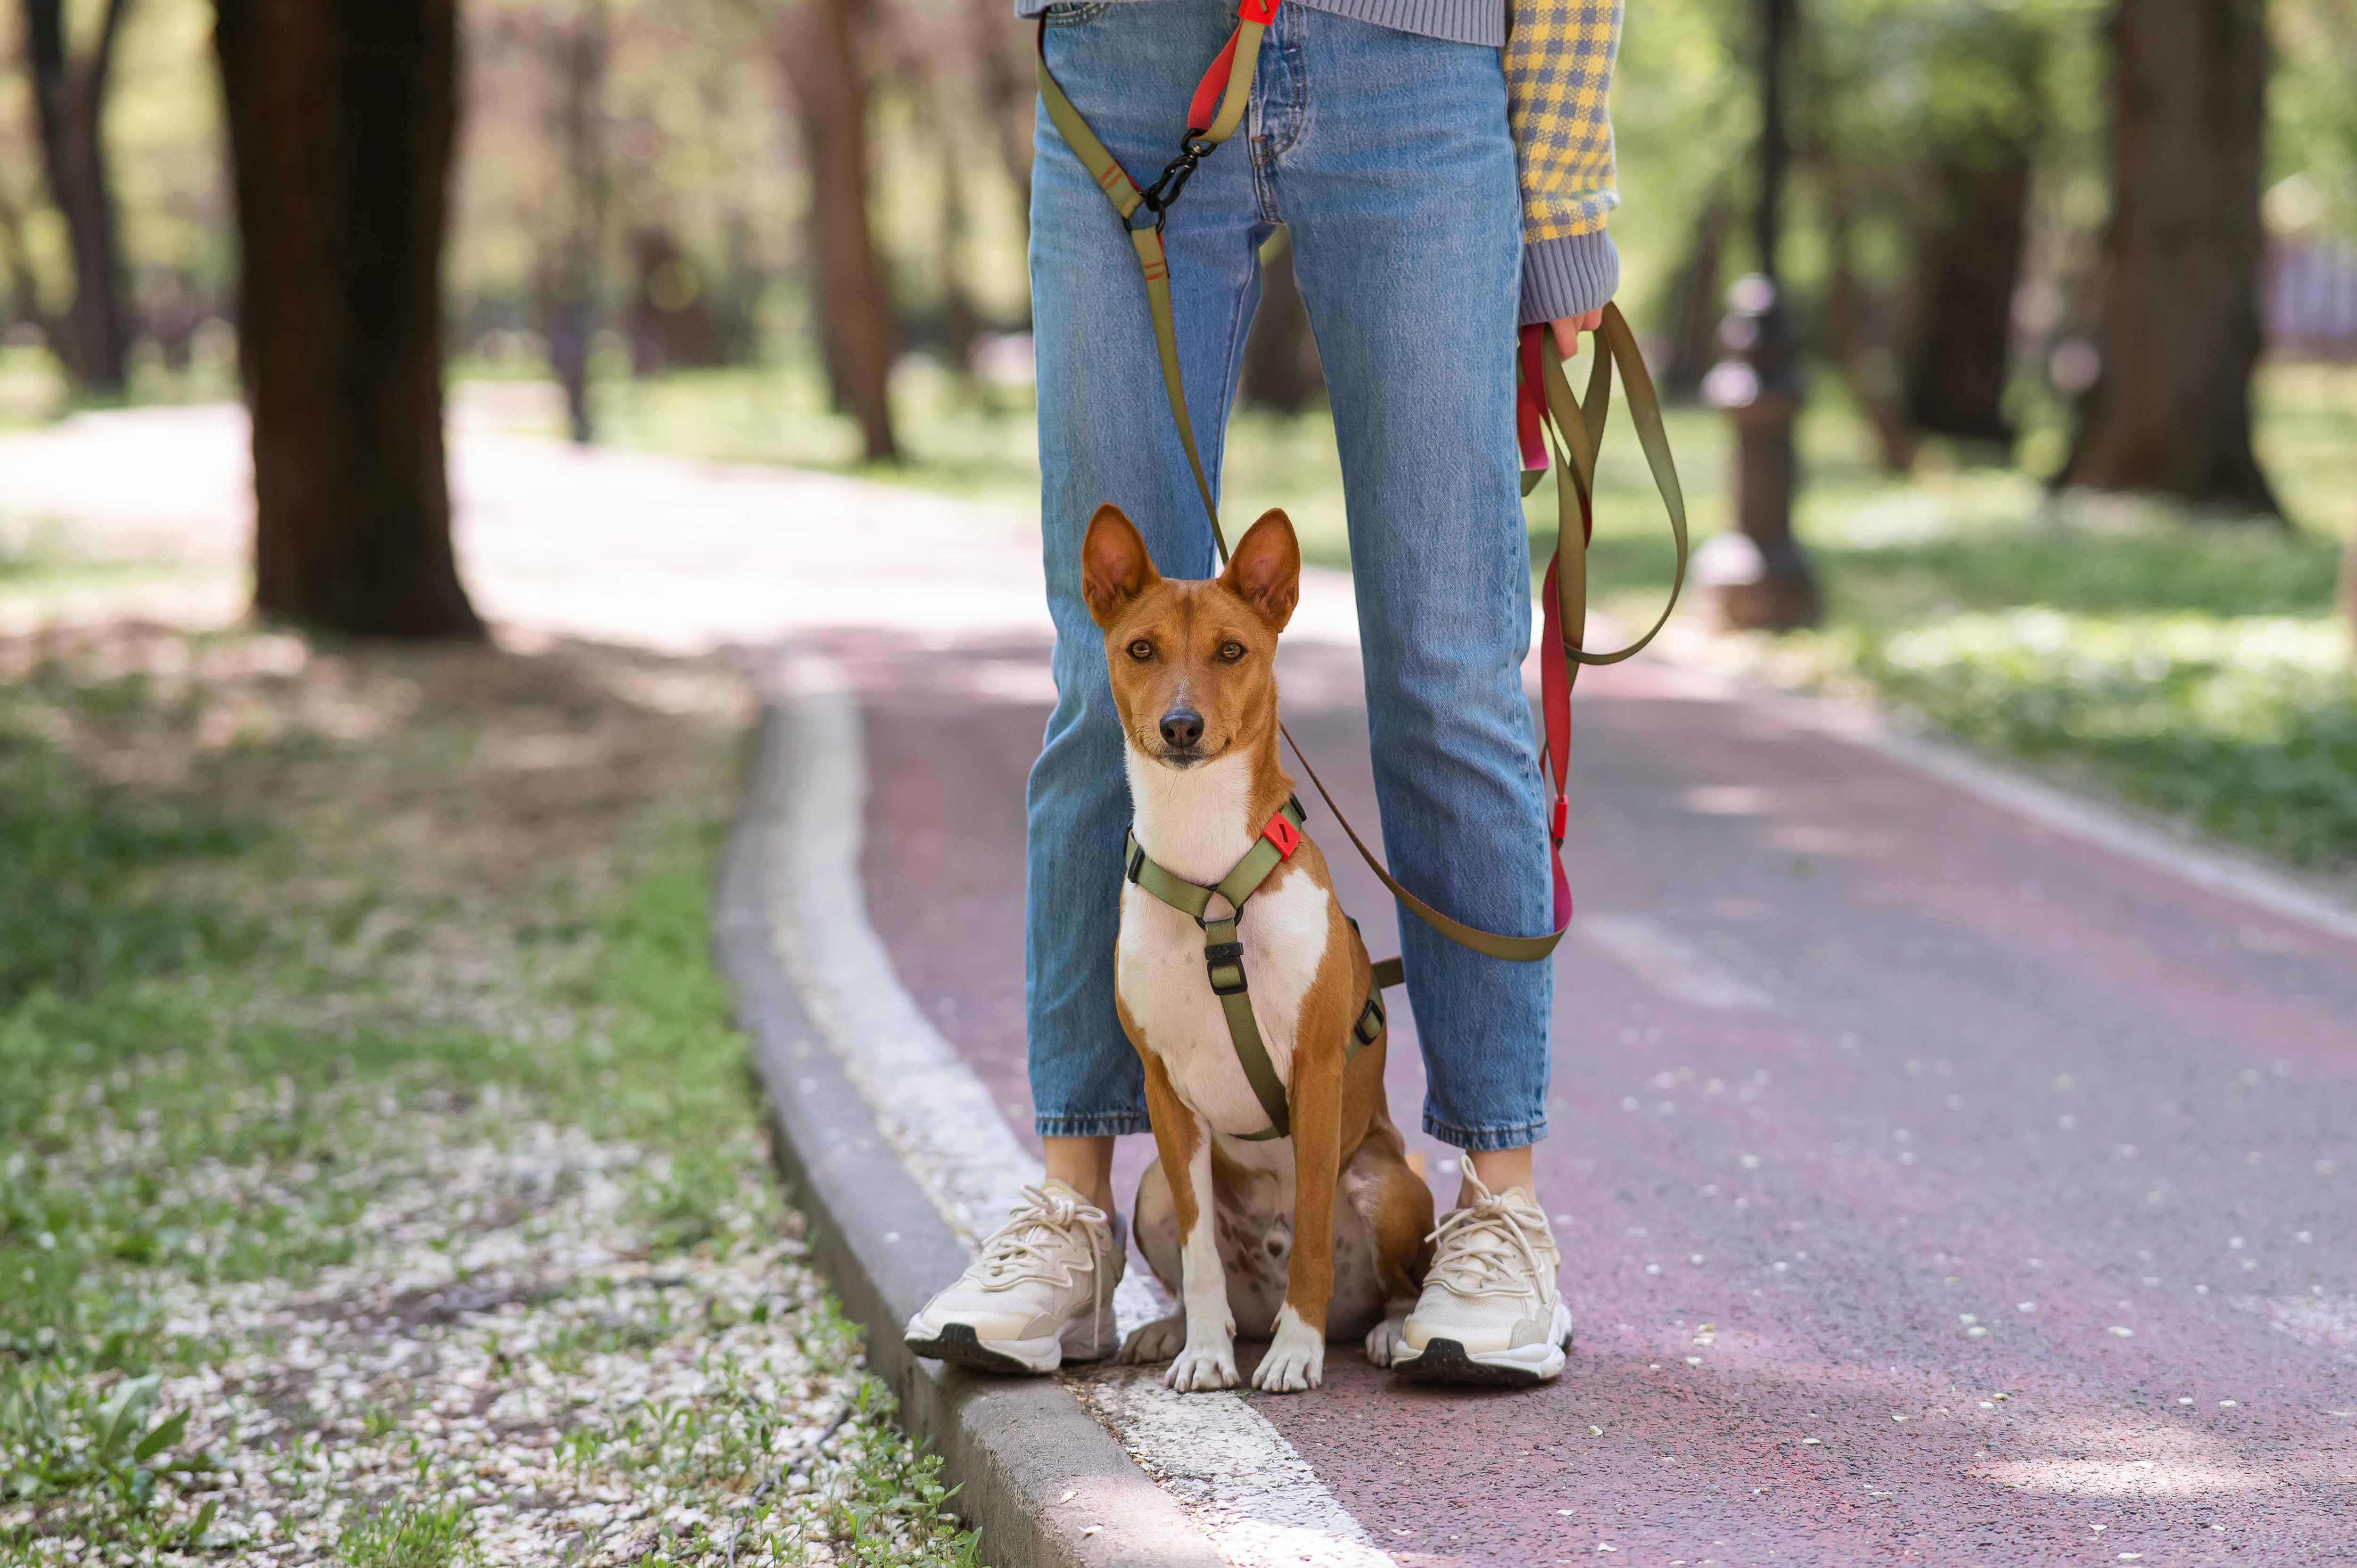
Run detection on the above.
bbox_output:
[1081,504,1160,626]
[1220,509,1300,631]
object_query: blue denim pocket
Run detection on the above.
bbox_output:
[1043,0,1111,24]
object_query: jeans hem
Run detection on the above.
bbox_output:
[1037,1114,1152,1139]
[1422,1114,1547,1152]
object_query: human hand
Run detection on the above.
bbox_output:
[1549,307,1604,361]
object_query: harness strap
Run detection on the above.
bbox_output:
[1125,798,1387,1142]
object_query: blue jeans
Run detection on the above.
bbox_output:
[1025,0,1553,1151]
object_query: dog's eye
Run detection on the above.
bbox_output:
[1128,640,1154,662]
[1218,641,1245,662]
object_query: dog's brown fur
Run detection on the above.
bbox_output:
[1083,503,1434,1393]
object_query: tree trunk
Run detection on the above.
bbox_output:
[1904,147,2031,446]
[1898,8,2040,457]
[777,0,898,462]
[214,0,481,637]
[2061,0,2278,515]
[1240,234,1322,413]
[25,0,132,393]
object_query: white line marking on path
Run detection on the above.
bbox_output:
[765,649,1396,1568]
[1072,1377,1402,1568]
[1575,915,1775,1012]
[766,652,1031,1247]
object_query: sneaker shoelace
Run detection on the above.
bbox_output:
[970,1183,1113,1353]
[1424,1170,1554,1300]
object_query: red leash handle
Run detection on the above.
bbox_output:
[1185,0,1281,135]
[1517,323,1551,478]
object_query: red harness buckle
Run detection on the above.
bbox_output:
[1262,811,1302,858]
[1237,0,1279,23]
[1550,796,1569,842]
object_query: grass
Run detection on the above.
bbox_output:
[0,627,979,1565]
[505,353,2357,878]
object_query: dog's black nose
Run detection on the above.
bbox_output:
[1159,708,1203,749]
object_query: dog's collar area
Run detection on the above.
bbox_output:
[1123,796,1392,1142]
[1123,797,1307,924]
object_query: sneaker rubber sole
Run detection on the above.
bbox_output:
[1390,1331,1570,1388]
[1391,1302,1574,1388]
[903,1322,1059,1375]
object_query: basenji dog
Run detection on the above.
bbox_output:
[1081,502,1435,1393]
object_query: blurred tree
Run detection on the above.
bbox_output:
[2269,0,2355,243]
[967,0,1033,249]
[1801,0,2060,465]
[629,227,737,373]
[214,0,481,637]
[777,0,897,461]
[2062,0,2278,515]
[1904,140,2032,443]
[1816,152,1917,472]
[1654,195,1730,404]
[539,0,607,443]
[1240,233,1322,414]
[0,179,66,348]
[891,30,983,380]
[1714,0,1820,632]
[24,0,132,392]
[1898,12,2045,446]
[1798,41,1915,473]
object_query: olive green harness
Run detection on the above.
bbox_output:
[1124,796,1401,1141]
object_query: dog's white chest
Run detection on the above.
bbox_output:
[1118,870,1332,1139]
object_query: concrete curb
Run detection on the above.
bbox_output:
[714,684,1228,1568]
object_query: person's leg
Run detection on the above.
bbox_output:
[1042,1135,1116,1212]
[1269,8,1572,1387]
[1025,0,1271,1160]
[1271,8,1553,1193]
[908,0,1269,1376]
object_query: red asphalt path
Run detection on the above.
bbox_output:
[833,625,2356,1568]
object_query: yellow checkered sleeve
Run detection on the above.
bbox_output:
[1506,0,1621,321]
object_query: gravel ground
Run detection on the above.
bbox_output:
[1,622,978,1567]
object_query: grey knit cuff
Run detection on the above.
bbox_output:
[1519,229,1619,326]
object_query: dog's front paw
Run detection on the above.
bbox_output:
[1252,1309,1325,1393]
[1121,1314,1186,1366]
[1164,1338,1240,1392]
[1362,1314,1410,1368]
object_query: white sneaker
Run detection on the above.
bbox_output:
[902,1180,1124,1374]
[1390,1169,1573,1387]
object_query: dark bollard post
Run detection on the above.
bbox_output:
[1697,0,1819,632]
